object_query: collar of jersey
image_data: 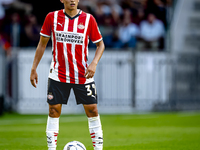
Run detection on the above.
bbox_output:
[63,9,82,20]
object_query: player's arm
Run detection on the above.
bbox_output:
[30,36,50,88]
[84,40,105,79]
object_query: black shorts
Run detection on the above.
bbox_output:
[47,78,97,105]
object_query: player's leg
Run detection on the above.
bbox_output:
[46,78,71,150]
[73,82,103,150]
[46,104,62,150]
[84,104,103,150]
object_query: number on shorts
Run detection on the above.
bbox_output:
[85,84,97,96]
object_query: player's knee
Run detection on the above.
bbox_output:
[49,107,60,117]
[87,106,98,117]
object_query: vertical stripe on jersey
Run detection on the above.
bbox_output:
[57,10,66,82]
[64,15,70,83]
[76,13,87,84]
[53,11,58,70]
[67,18,77,84]
[67,19,75,83]
[57,42,66,82]
[83,14,90,73]
[67,43,75,83]
[73,17,79,84]
[75,44,85,84]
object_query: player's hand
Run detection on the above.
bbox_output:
[30,69,38,88]
[84,62,97,79]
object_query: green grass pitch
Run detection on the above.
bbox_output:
[0,112,200,150]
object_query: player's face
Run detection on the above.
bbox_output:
[60,0,79,10]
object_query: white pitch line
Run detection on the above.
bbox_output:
[0,117,86,126]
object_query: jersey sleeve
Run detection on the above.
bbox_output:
[40,12,53,37]
[88,15,102,43]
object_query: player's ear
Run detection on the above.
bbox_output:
[60,0,64,3]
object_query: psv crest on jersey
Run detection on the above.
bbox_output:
[77,23,85,29]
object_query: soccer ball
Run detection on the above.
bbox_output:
[63,141,86,150]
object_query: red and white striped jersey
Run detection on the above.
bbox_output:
[40,9,102,84]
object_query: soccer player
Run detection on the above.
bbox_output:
[30,0,105,150]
